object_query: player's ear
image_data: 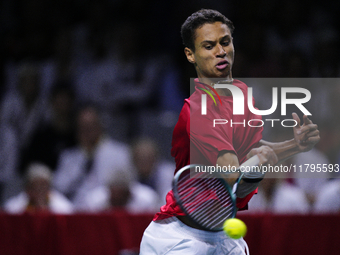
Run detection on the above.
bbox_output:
[184,47,195,64]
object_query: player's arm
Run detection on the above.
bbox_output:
[258,113,320,164]
[216,152,240,186]
[217,147,278,198]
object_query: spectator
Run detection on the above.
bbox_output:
[0,124,20,205]
[244,178,310,214]
[83,169,159,214]
[131,137,174,204]
[20,81,77,171]
[4,163,73,214]
[1,63,47,147]
[291,148,331,207]
[53,104,132,210]
[0,62,48,176]
[313,179,340,213]
[74,20,163,142]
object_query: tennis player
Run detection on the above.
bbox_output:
[140,9,320,255]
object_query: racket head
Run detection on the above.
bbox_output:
[173,164,237,232]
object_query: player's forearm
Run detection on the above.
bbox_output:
[259,139,300,164]
[217,153,263,198]
[216,152,240,186]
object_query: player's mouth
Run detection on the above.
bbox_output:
[216,60,229,70]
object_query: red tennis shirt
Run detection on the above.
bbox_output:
[153,79,263,221]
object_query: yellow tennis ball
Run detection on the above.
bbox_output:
[223,218,247,239]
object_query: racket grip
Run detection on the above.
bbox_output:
[234,155,263,196]
[240,155,260,168]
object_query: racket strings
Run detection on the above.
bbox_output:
[191,188,234,229]
[177,171,224,198]
[181,181,229,211]
[192,199,233,229]
[187,187,227,217]
[177,172,230,205]
[178,177,222,203]
[176,170,235,230]
[202,204,234,229]
[178,176,226,211]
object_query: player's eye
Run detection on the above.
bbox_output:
[204,45,213,50]
[221,41,230,46]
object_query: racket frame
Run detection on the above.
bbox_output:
[173,164,237,232]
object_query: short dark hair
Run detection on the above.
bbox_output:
[181,9,234,51]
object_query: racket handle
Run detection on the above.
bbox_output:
[233,155,260,189]
[234,155,263,196]
[240,155,260,168]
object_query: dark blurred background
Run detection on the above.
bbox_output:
[0,0,340,210]
[1,0,339,143]
[0,1,340,254]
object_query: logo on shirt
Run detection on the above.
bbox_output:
[198,84,222,115]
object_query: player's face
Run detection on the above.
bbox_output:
[185,22,234,80]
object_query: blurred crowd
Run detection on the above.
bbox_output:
[0,0,340,215]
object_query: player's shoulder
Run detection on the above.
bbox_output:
[177,98,190,116]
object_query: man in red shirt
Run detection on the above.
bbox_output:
[140,9,320,255]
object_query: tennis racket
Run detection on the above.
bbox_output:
[173,155,260,231]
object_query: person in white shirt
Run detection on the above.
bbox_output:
[291,148,331,207]
[0,63,48,153]
[244,178,310,214]
[131,137,174,206]
[83,169,159,214]
[314,179,340,213]
[4,163,73,214]
[53,105,133,210]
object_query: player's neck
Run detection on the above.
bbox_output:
[198,76,234,96]
[198,75,233,86]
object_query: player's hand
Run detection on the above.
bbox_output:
[292,112,320,152]
[247,146,278,166]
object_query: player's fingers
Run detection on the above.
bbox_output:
[301,136,320,145]
[303,115,313,125]
[257,151,278,166]
[256,153,266,165]
[298,124,318,134]
[299,130,320,144]
[256,146,278,166]
[305,129,320,138]
[246,148,259,159]
[292,112,301,128]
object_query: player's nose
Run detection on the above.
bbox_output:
[216,44,226,57]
